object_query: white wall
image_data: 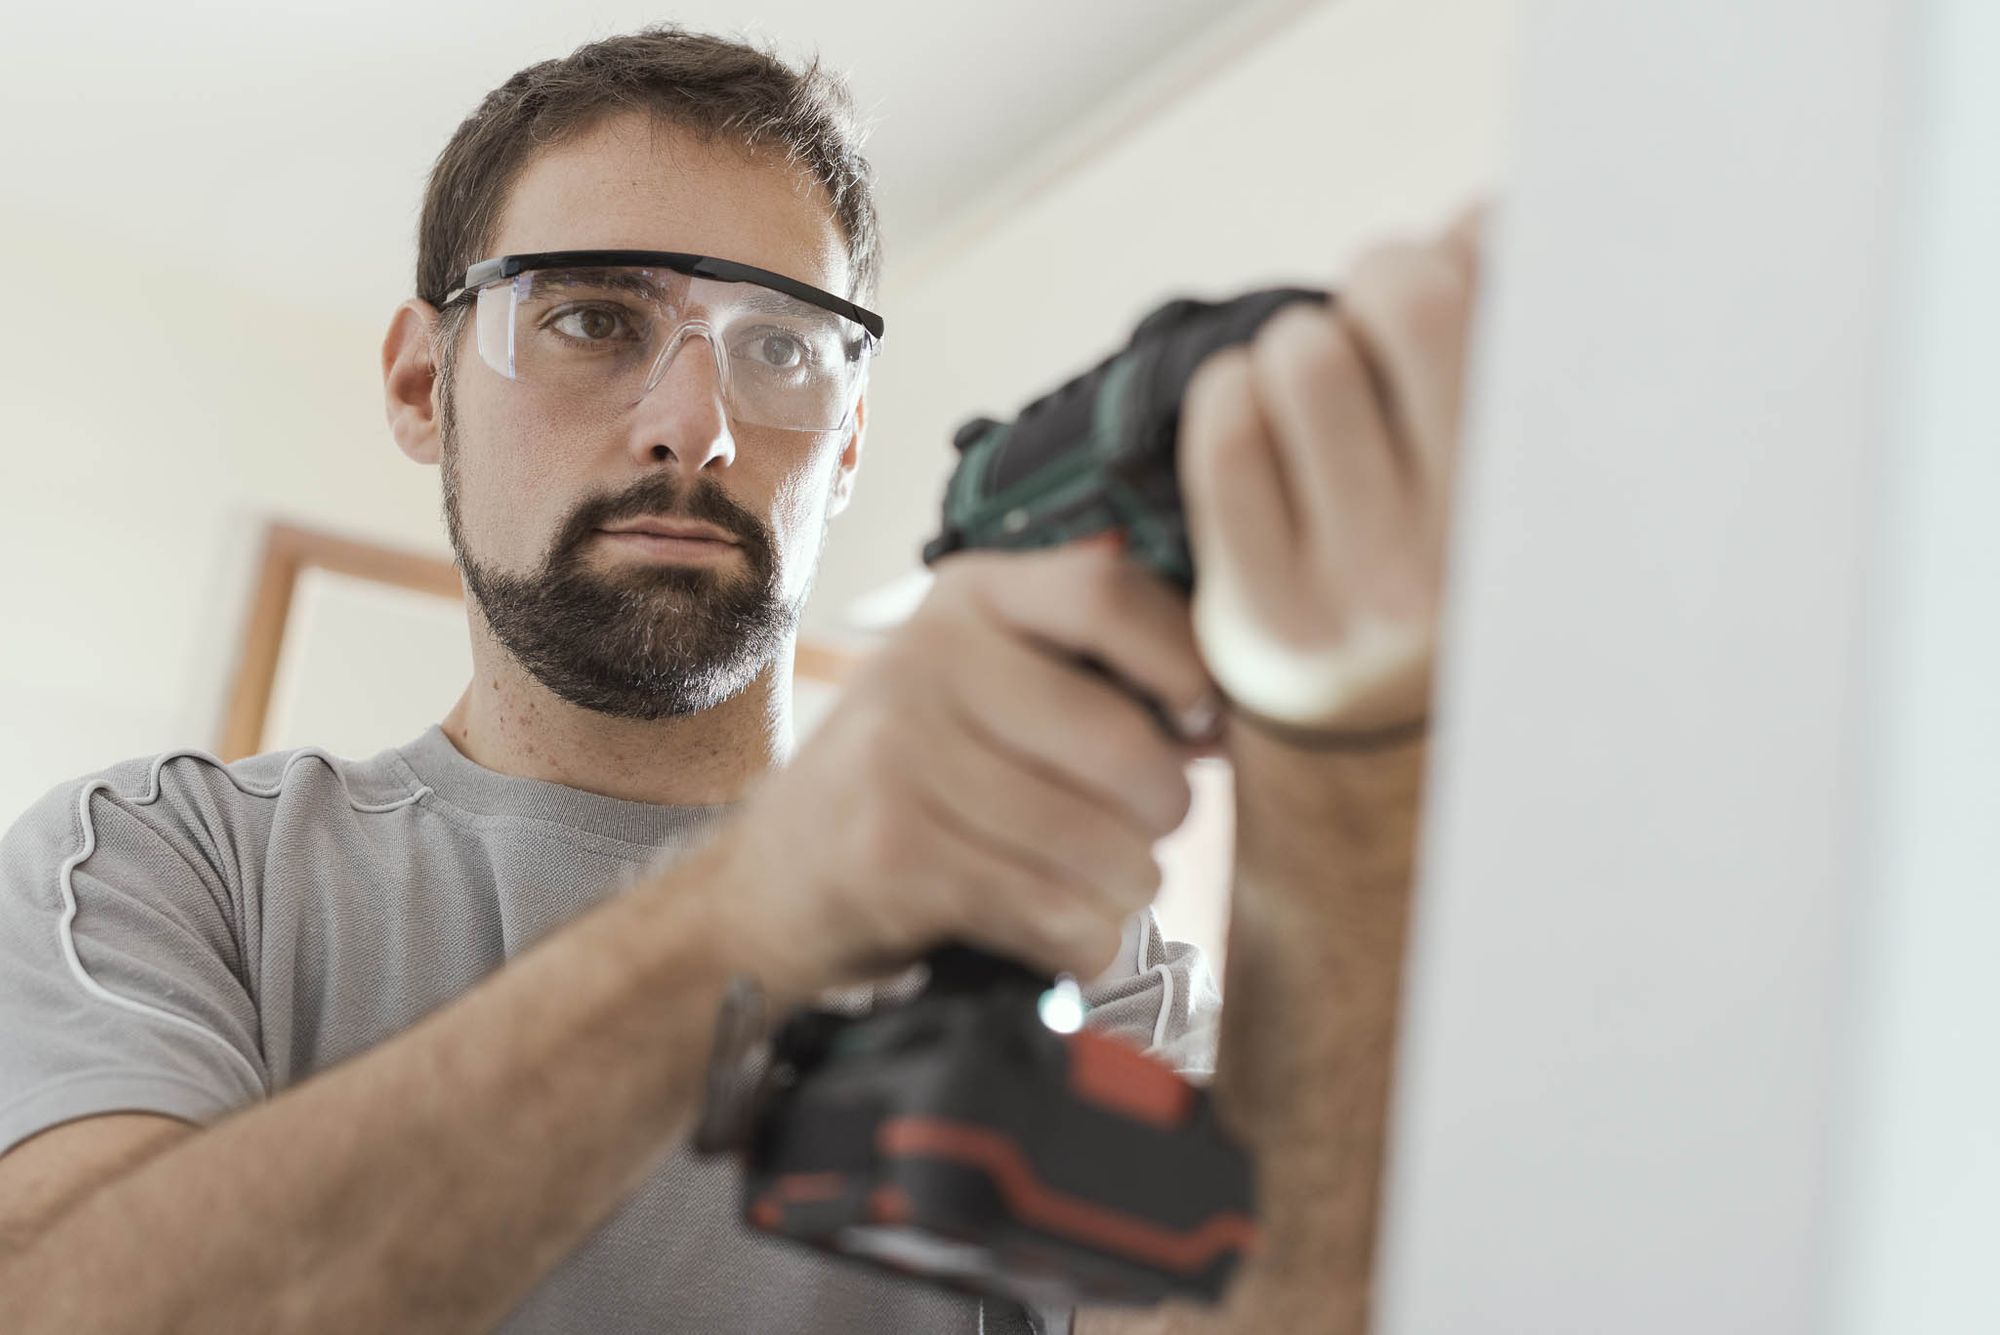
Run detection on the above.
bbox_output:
[1829,0,2000,1327]
[263,570,473,757]
[1374,0,2000,1330]
[808,0,1520,636]
[1,0,1520,841]
[0,220,445,820]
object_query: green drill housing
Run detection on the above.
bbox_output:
[923,287,1331,589]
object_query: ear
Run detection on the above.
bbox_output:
[383,298,445,466]
[826,391,867,518]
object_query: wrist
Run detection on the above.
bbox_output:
[1230,706,1428,753]
[1226,709,1430,812]
[1225,712,1428,936]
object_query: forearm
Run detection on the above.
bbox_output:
[2,834,765,1334]
[1083,729,1425,1335]
[1209,727,1423,1333]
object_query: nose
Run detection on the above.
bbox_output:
[630,329,736,473]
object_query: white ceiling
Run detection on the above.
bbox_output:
[2,0,1302,328]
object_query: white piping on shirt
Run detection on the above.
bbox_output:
[1147,962,1176,1052]
[1131,911,1176,1053]
[57,747,432,1096]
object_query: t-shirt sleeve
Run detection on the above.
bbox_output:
[1080,907,1222,1079]
[0,767,268,1157]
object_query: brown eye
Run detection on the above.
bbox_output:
[552,306,632,342]
[737,330,811,371]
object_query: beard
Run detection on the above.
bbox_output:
[439,400,819,721]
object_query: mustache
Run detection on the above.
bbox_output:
[546,475,771,570]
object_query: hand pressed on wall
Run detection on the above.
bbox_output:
[1179,207,1484,743]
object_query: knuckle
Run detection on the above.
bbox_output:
[930,549,990,587]
[1400,262,1471,345]
[914,563,964,615]
[1350,243,1469,344]
[896,604,984,678]
[1068,814,1149,894]
[1107,846,1164,912]
[1136,773,1193,842]
[921,554,996,618]
[1070,915,1127,979]
[1134,856,1166,909]
[1260,301,1359,392]
[1182,347,1258,440]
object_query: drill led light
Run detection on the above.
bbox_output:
[1037,978,1086,1034]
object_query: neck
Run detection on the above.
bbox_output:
[439,620,795,808]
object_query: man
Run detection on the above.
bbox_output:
[0,26,1475,1335]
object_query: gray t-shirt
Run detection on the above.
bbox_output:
[0,725,1220,1333]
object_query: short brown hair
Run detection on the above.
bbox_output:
[415,26,881,315]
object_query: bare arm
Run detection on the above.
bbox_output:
[0,835,766,1334]
[0,1115,192,1256]
[1080,731,1424,1335]
[1212,733,1422,1331]
[1082,207,1480,1334]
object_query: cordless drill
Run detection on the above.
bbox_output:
[714,285,1332,1310]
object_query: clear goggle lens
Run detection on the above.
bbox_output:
[472,266,873,433]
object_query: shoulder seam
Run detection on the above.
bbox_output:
[55,748,434,1098]
[402,783,687,861]
[137,746,431,814]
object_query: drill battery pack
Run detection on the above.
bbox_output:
[737,956,1259,1311]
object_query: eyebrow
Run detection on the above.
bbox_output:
[727,284,838,319]
[529,266,852,328]
[531,269,677,301]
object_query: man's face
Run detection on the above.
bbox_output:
[438,112,862,720]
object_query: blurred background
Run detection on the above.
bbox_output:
[0,0,1514,972]
[0,0,1513,820]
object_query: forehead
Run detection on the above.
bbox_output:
[487,112,851,297]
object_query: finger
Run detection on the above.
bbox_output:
[943,607,1197,840]
[1339,239,1475,483]
[942,544,1220,741]
[915,697,1165,916]
[1177,347,1301,628]
[1246,301,1407,570]
[1438,200,1490,392]
[915,788,1137,978]
[1442,198,1488,281]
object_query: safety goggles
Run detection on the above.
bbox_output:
[439,250,885,434]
